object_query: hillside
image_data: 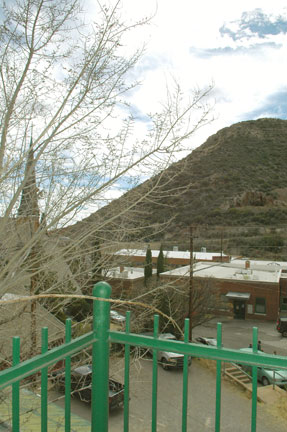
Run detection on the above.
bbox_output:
[67,118,287,258]
[159,117,287,229]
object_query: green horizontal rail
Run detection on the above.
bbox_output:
[109,331,287,369]
[1,280,287,432]
[2,324,287,390]
[0,328,96,389]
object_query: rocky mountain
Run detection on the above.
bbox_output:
[67,118,287,256]
[166,117,287,229]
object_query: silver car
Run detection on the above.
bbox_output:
[110,310,126,323]
[141,332,192,370]
[240,348,287,387]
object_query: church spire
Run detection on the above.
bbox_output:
[18,137,40,224]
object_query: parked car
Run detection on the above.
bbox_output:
[141,332,192,370]
[51,365,125,410]
[195,336,217,346]
[276,315,287,337]
[239,348,287,387]
[110,310,126,323]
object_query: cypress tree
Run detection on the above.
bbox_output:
[144,244,153,286]
[157,244,165,278]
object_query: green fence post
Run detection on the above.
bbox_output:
[41,327,48,432]
[251,327,258,432]
[124,311,131,432]
[91,281,111,432]
[215,323,222,432]
[12,337,20,432]
[151,314,159,432]
[65,319,72,432]
[181,318,189,432]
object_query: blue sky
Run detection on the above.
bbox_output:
[5,0,285,222]
[108,0,287,150]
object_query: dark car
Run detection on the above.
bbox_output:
[195,336,217,346]
[52,365,124,410]
[276,316,287,337]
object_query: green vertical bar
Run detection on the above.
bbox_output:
[124,311,131,432]
[12,337,20,432]
[41,328,48,432]
[215,323,222,432]
[91,282,111,432]
[151,315,159,432]
[251,327,258,432]
[65,319,72,432]
[181,319,189,432]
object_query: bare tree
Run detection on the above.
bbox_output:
[146,277,219,339]
[0,0,213,357]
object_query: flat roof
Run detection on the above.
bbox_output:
[108,254,287,283]
[114,248,227,261]
[106,266,156,280]
[230,258,287,272]
[161,261,281,284]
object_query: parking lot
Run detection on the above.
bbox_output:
[54,355,285,432]
[50,317,287,431]
[193,316,287,356]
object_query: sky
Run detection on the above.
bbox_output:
[106,0,287,151]
[69,0,287,221]
[3,0,287,223]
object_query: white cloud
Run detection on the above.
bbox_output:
[106,0,287,150]
[47,0,287,222]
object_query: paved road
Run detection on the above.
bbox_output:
[59,355,286,432]
[53,317,287,431]
[193,316,287,355]
[109,358,287,432]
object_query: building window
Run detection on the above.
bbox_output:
[219,294,230,310]
[281,297,287,311]
[255,297,266,314]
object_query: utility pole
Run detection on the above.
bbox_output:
[189,225,194,341]
[220,227,223,262]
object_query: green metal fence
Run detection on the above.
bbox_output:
[0,281,287,432]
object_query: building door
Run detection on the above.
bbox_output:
[233,300,245,319]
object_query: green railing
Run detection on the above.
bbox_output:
[0,281,287,432]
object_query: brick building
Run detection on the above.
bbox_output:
[106,251,287,321]
[160,259,287,321]
[113,248,230,268]
[105,266,157,298]
[107,248,229,299]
